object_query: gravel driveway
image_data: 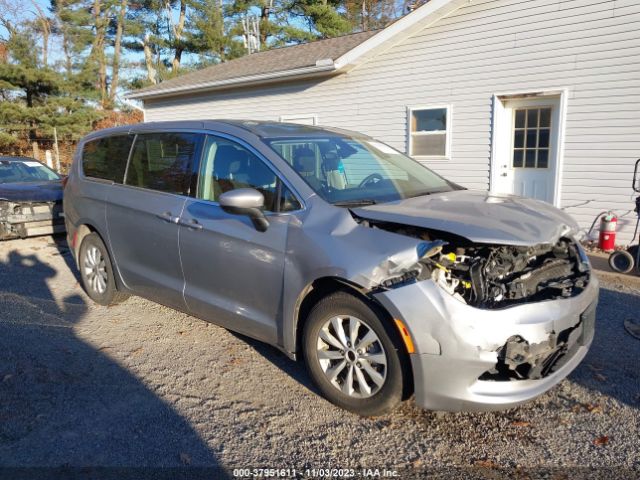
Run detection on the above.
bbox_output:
[0,236,638,477]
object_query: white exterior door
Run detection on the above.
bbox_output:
[492,96,561,204]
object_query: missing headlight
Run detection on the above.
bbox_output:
[423,238,590,308]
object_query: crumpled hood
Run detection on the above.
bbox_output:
[351,190,580,246]
[0,181,63,203]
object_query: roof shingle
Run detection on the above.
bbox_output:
[130,30,379,99]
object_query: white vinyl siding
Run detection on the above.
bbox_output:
[144,0,640,243]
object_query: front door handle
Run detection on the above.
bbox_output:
[177,218,203,230]
[157,211,180,224]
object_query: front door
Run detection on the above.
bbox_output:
[179,135,299,344]
[492,96,561,204]
[106,131,202,309]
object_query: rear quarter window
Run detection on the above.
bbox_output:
[82,135,134,183]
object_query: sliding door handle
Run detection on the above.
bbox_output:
[156,211,180,223]
[178,218,203,230]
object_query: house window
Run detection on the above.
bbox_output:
[512,107,552,169]
[408,106,450,158]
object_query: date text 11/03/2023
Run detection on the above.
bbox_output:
[232,468,400,478]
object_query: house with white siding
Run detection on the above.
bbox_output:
[129,0,640,244]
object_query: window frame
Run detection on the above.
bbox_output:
[80,134,136,184]
[406,105,452,161]
[193,133,305,215]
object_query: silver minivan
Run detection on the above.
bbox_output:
[64,120,598,416]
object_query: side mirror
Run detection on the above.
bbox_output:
[219,188,269,232]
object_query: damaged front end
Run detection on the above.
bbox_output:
[349,215,597,409]
[481,296,596,382]
[355,217,590,310]
[0,200,65,240]
[422,238,590,309]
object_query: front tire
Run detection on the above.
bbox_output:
[302,291,409,416]
[79,232,127,306]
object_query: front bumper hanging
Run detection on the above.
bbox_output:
[0,201,65,240]
[375,275,599,412]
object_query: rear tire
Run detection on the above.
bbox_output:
[79,233,127,306]
[609,249,635,274]
[302,291,409,416]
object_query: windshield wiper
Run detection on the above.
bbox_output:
[332,199,378,207]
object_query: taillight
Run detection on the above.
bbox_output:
[61,175,69,188]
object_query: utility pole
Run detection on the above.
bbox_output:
[242,14,260,54]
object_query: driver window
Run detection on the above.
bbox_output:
[197,135,300,212]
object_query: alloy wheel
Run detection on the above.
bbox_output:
[83,245,108,295]
[316,315,387,398]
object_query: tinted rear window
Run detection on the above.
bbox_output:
[125,132,200,195]
[82,135,134,182]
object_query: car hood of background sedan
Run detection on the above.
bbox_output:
[0,181,63,202]
[351,190,580,246]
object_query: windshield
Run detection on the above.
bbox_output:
[0,160,60,184]
[264,134,457,205]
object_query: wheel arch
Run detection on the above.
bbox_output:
[293,276,414,399]
[73,222,126,291]
[293,277,366,353]
[73,222,102,263]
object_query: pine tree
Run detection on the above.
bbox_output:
[0,28,101,150]
[284,0,354,40]
[50,0,104,102]
[187,0,244,65]
[123,0,180,85]
[344,0,402,31]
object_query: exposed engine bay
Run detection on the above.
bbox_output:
[0,200,65,240]
[356,218,590,309]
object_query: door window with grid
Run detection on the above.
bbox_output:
[512,107,552,169]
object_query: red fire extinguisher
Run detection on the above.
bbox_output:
[599,213,617,252]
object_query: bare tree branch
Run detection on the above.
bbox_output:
[109,0,129,103]
[28,0,51,67]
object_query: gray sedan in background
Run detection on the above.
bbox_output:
[63,121,598,415]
